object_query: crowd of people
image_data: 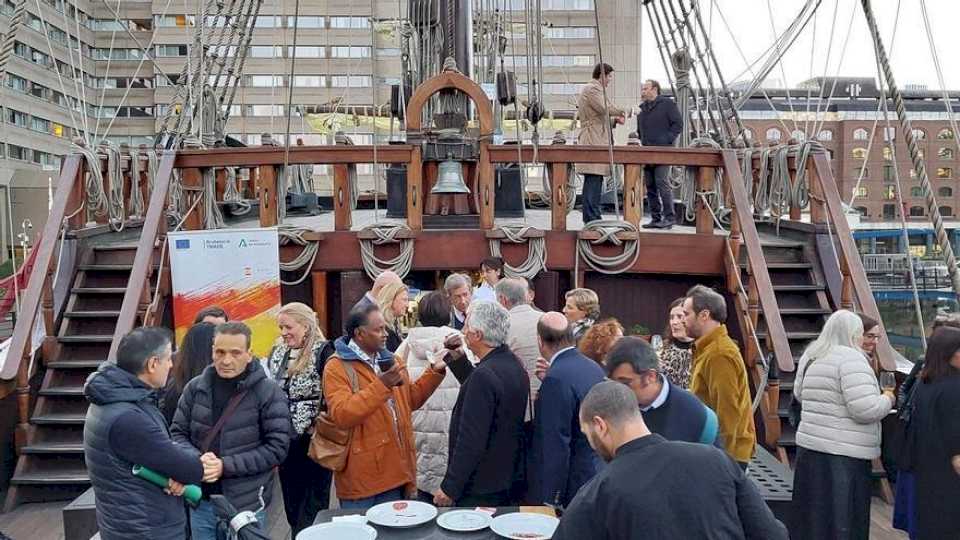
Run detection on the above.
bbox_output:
[80,260,959,540]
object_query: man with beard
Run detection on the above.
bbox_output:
[552,381,786,540]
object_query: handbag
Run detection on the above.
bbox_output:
[307,359,358,471]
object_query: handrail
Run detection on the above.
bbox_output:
[811,153,896,371]
[722,150,794,371]
[1,155,82,381]
[108,151,175,362]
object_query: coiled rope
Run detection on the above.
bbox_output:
[100,143,127,232]
[488,225,548,280]
[75,142,109,224]
[129,148,146,218]
[359,223,415,280]
[680,137,726,223]
[202,168,226,229]
[278,225,320,285]
[575,220,640,279]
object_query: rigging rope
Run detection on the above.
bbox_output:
[278,225,320,285]
[575,220,640,277]
[359,223,415,280]
[488,225,548,279]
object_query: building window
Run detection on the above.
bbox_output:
[883,204,896,220]
[376,48,401,57]
[155,45,188,57]
[883,127,896,142]
[851,147,867,160]
[292,16,324,28]
[854,186,868,198]
[940,147,955,160]
[330,46,370,58]
[742,128,753,141]
[329,16,369,28]
[155,15,194,27]
[243,105,284,116]
[937,128,955,140]
[293,75,325,87]
[790,130,806,142]
[249,46,282,58]
[543,26,595,39]
[937,167,953,179]
[7,144,28,160]
[854,206,868,217]
[911,187,924,197]
[255,16,278,27]
[938,187,953,198]
[910,128,927,141]
[817,129,833,141]
[883,165,896,183]
[853,128,868,141]
[940,206,954,217]
[53,123,65,137]
[765,128,781,142]
[6,109,27,128]
[330,75,371,87]
[288,46,324,58]
[883,147,893,161]
[909,206,925,217]
[883,185,896,200]
[245,75,284,87]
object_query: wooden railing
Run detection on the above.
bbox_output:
[107,152,176,361]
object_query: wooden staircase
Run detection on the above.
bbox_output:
[3,243,147,508]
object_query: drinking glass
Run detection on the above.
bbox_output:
[879,372,896,392]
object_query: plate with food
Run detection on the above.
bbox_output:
[365,500,438,528]
[436,509,494,532]
[295,522,377,540]
[489,512,560,539]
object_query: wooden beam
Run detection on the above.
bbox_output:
[65,156,86,230]
[550,164,568,232]
[478,144,495,229]
[257,165,278,228]
[181,168,205,230]
[487,145,724,167]
[407,147,424,231]
[333,164,352,231]
[623,164,642,227]
[312,271,329,337]
[174,145,414,168]
[696,166,716,235]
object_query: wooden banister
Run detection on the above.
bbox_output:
[811,153,896,371]
[108,152,175,361]
[721,150,793,371]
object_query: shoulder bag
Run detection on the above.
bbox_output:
[307,359,358,471]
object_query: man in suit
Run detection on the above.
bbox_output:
[444,273,472,331]
[434,301,529,507]
[637,78,682,230]
[533,312,606,507]
[496,278,542,419]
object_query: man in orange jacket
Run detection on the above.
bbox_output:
[323,303,446,508]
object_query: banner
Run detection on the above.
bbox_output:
[168,228,281,358]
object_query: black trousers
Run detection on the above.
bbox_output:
[278,434,332,535]
[456,490,513,508]
[644,164,675,223]
[581,174,604,224]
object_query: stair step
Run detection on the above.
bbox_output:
[93,243,139,251]
[39,385,85,397]
[12,470,89,485]
[58,335,113,343]
[78,264,133,271]
[741,262,813,270]
[773,285,824,292]
[778,308,832,315]
[32,413,86,425]
[47,360,104,369]
[72,288,127,294]
[20,442,85,455]
[64,310,121,318]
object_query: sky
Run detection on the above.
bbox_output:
[626,0,959,92]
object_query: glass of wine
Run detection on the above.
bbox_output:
[879,372,896,392]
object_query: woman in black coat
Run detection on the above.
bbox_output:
[910,327,960,539]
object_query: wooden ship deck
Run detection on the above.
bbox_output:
[0,69,902,538]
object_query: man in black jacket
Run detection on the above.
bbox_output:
[554,381,788,540]
[434,300,529,507]
[637,79,683,229]
[171,322,290,540]
[83,327,206,540]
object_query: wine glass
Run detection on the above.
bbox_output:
[879,372,896,392]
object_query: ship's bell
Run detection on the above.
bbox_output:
[432,160,470,194]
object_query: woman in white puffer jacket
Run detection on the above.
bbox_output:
[789,309,895,540]
[395,291,475,501]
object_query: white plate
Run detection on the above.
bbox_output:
[490,512,560,539]
[436,509,493,532]
[365,500,438,528]
[296,522,377,540]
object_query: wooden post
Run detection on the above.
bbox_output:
[696,166,715,234]
[66,158,87,230]
[623,164,642,227]
[95,153,109,225]
[181,168,205,230]
[808,159,827,224]
[333,164,352,231]
[215,168,228,202]
[312,271,329,336]
[550,163,567,232]
[407,146,423,231]
[788,157,801,221]
[478,144,494,229]
[138,152,150,217]
[257,165,278,228]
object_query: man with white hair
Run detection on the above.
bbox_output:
[496,278,541,417]
[434,301,529,507]
[444,273,472,331]
[352,270,402,313]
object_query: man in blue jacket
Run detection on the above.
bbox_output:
[533,311,606,507]
[637,79,683,229]
[83,327,207,540]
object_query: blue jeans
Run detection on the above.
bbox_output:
[190,499,267,540]
[339,487,404,510]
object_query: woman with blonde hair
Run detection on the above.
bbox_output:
[790,309,894,540]
[377,280,409,352]
[563,288,600,342]
[265,302,334,535]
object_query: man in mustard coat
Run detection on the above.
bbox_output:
[575,63,625,224]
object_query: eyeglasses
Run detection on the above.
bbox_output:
[864,333,881,340]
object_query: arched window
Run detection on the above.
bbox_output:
[938,128,955,140]
[854,186,868,198]
[940,206,954,217]
[791,130,806,142]
[853,128,868,141]
[940,147,955,160]
[883,147,893,161]
[853,167,869,179]
[854,206,868,217]
[910,206,925,217]
[817,129,833,141]
[938,167,954,179]
[851,147,868,160]
[911,187,924,197]
[910,128,927,141]
[766,128,782,142]
[939,187,953,198]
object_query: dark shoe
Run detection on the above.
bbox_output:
[641,220,662,229]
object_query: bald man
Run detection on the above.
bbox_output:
[352,271,402,313]
[532,312,606,507]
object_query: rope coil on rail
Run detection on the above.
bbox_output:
[278,225,320,285]
[129,148,146,218]
[575,220,641,277]
[359,223,415,281]
[488,225,548,280]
